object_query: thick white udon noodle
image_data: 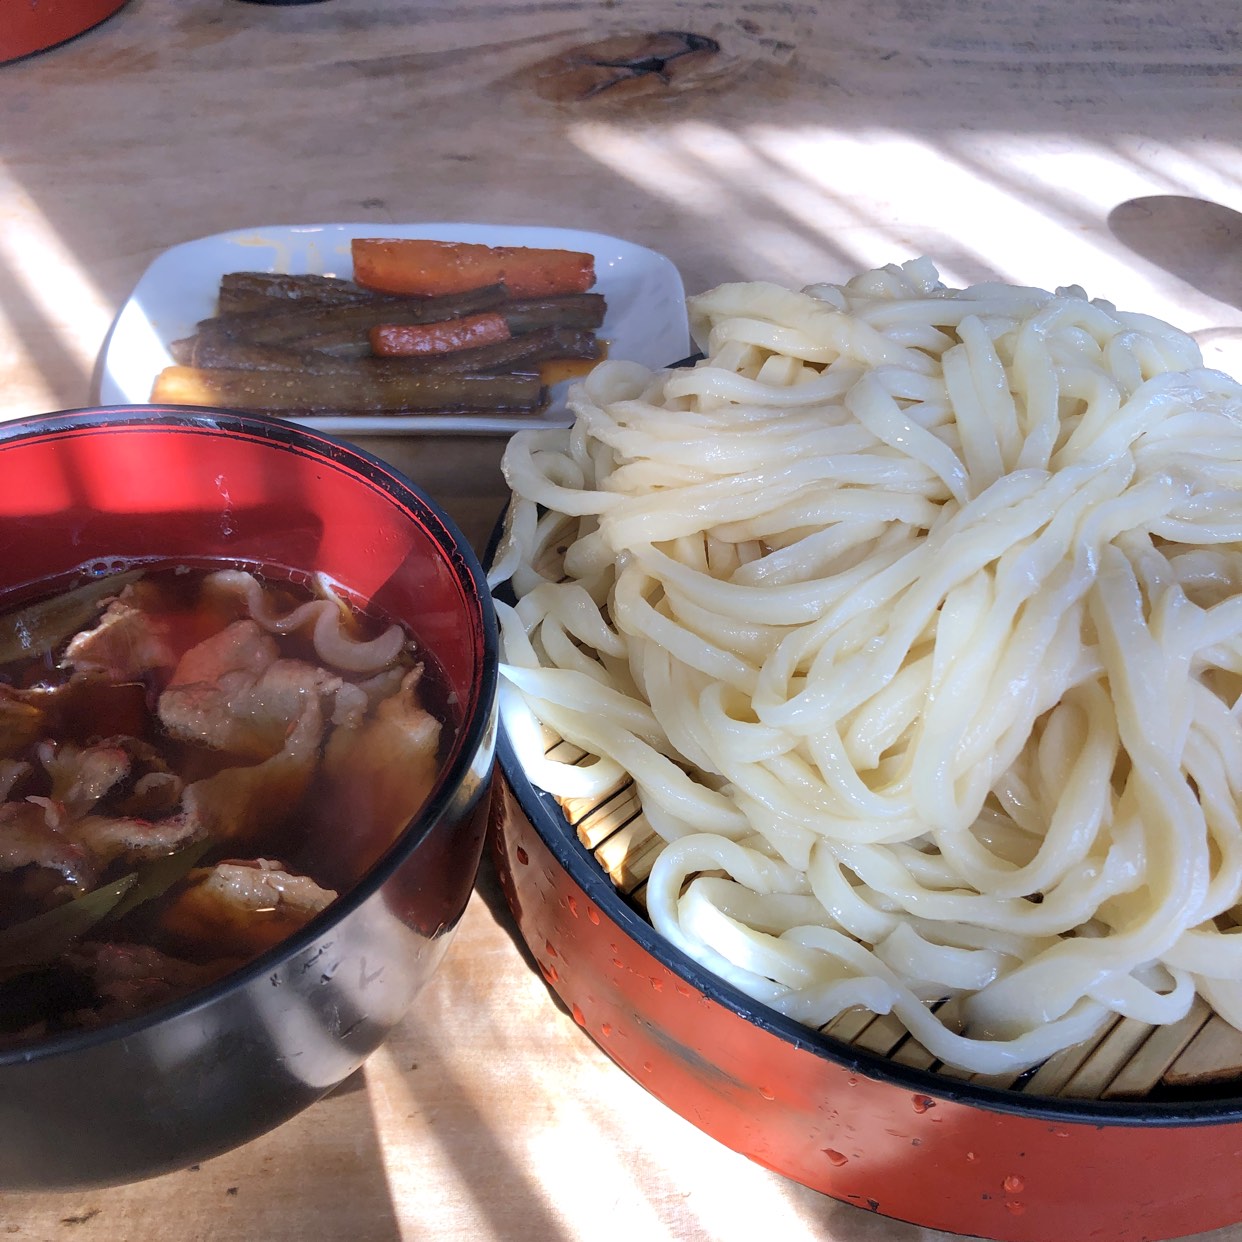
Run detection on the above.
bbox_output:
[489,258,1242,1075]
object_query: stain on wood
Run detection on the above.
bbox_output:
[526,30,732,105]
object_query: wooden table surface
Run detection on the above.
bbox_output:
[2,2,1242,1238]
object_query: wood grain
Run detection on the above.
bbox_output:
[2,1,1242,1238]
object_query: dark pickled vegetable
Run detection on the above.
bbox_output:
[216,272,380,315]
[453,325,603,372]
[174,325,602,378]
[501,293,607,334]
[196,285,510,347]
[151,365,546,414]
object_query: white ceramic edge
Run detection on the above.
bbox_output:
[96,222,690,435]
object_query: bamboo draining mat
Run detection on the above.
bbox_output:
[544,732,1242,1104]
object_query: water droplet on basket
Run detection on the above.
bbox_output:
[846,1075,858,1087]
[540,962,559,983]
[544,939,558,958]
[642,1061,654,1074]
[823,1149,849,1166]
[650,976,664,992]
[515,846,529,865]
[611,957,624,969]
[674,981,691,997]
[965,1151,977,1162]
[571,1003,585,1025]
[912,1095,936,1113]
[567,895,579,917]
[1003,1175,1025,1194]
[1005,1201,1026,1217]
[758,1086,775,1100]
[601,1023,612,1037]
[587,906,601,925]
[1050,1127,1070,1138]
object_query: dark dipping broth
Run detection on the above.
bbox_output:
[0,563,456,1047]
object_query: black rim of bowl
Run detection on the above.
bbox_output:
[0,404,498,1069]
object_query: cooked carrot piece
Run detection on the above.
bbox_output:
[352,238,596,298]
[370,312,512,357]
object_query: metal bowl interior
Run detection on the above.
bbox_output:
[489,582,1242,1242]
[0,406,498,1191]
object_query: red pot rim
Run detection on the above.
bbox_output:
[0,0,130,65]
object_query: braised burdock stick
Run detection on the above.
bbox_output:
[215,271,380,315]
[151,365,546,414]
[176,325,602,377]
[196,284,513,346]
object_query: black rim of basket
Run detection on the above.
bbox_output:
[0,403,499,1067]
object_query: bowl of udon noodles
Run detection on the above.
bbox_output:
[488,259,1242,1242]
[0,405,497,1190]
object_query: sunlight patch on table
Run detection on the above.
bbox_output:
[361,1007,834,1241]
[566,120,1242,378]
[0,190,113,405]
[751,127,1136,289]
[364,1042,480,1240]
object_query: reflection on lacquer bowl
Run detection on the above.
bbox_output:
[491,643,1242,1242]
[0,406,497,1191]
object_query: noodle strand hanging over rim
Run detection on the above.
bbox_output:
[489,258,1242,1076]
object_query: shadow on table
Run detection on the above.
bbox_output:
[473,848,575,1019]
[1109,196,1242,312]
[0,1069,406,1241]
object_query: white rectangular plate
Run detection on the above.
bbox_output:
[99,222,689,435]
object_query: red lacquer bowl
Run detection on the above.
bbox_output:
[0,406,497,1190]
[0,0,129,64]
[492,709,1242,1242]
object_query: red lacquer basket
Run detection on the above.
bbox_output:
[490,682,1242,1242]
